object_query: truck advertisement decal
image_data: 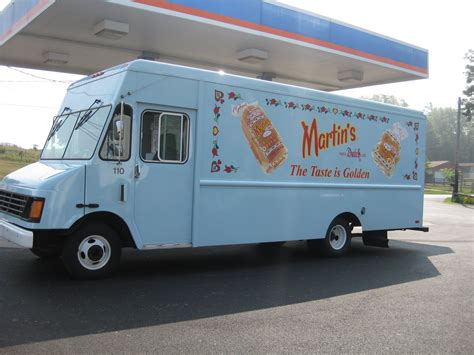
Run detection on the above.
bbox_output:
[233,102,288,174]
[207,86,422,184]
[211,90,240,174]
[372,123,408,177]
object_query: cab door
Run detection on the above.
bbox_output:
[134,104,194,247]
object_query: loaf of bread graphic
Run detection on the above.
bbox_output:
[372,123,407,177]
[234,102,288,174]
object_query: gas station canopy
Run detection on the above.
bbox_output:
[0,0,428,91]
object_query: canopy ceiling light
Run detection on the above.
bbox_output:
[237,48,268,64]
[337,70,364,83]
[93,19,129,40]
[42,51,69,65]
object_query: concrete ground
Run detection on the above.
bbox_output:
[0,195,472,353]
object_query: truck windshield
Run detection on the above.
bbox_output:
[42,105,111,160]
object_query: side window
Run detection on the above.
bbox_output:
[141,111,189,163]
[100,104,132,161]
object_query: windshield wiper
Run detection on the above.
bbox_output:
[75,99,103,130]
[47,107,72,140]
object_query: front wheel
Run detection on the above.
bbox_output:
[61,223,121,280]
[308,217,351,257]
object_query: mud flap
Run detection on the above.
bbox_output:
[362,230,389,248]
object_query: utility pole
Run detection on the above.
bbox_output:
[452,97,461,202]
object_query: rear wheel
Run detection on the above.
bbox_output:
[308,217,351,257]
[61,223,121,280]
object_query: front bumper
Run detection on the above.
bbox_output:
[0,218,33,248]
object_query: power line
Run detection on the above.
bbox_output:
[0,80,68,83]
[7,67,75,83]
[0,103,58,109]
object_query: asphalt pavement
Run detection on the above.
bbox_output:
[0,196,472,353]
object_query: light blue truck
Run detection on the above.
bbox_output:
[0,60,428,279]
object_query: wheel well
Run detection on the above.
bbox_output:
[336,212,362,229]
[71,212,137,249]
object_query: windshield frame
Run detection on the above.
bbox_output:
[41,104,112,161]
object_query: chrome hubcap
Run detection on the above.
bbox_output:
[77,235,111,270]
[329,225,347,250]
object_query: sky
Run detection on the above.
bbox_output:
[0,0,472,148]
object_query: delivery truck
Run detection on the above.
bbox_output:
[0,60,428,279]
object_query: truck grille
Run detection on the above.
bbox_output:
[0,190,30,218]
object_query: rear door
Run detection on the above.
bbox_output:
[134,104,195,247]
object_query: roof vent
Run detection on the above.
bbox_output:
[237,48,268,64]
[93,20,129,40]
[42,51,69,65]
[337,70,364,83]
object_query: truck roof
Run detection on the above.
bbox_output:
[71,59,425,119]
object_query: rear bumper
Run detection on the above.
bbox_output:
[0,218,33,248]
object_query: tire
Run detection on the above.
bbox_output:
[30,247,61,259]
[61,223,121,280]
[308,217,351,257]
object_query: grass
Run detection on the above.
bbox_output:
[0,145,40,163]
[444,196,474,205]
[0,159,33,180]
[424,183,472,195]
[0,144,40,180]
[424,188,451,195]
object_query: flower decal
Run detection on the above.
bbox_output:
[342,110,351,117]
[211,89,239,174]
[224,165,239,173]
[212,141,219,157]
[228,91,242,100]
[211,160,222,173]
[318,106,329,114]
[262,96,390,125]
[266,98,283,107]
[213,105,221,122]
[403,119,421,180]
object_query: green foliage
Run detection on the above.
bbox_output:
[426,107,473,162]
[362,94,409,107]
[444,196,474,205]
[0,144,40,163]
[462,49,473,119]
[440,168,455,184]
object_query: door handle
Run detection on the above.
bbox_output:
[135,164,141,178]
[76,203,99,209]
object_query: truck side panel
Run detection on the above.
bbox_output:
[193,82,425,246]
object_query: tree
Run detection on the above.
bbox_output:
[440,168,455,185]
[426,107,473,163]
[462,49,473,119]
[362,94,409,107]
